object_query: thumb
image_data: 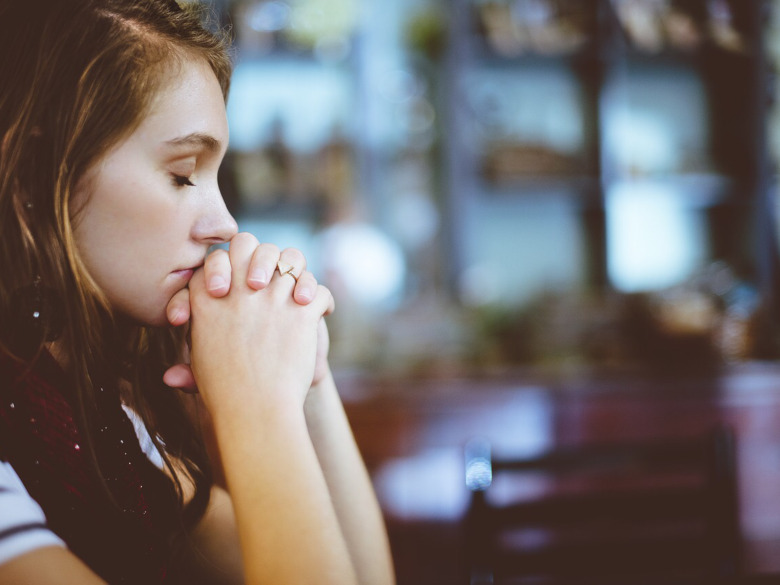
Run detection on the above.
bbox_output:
[163,363,199,394]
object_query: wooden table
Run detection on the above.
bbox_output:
[338,363,780,583]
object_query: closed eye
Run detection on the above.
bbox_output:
[172,174,196,187]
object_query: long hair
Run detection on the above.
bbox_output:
[0,0,232,545]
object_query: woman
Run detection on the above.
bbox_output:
[0,0,395,583]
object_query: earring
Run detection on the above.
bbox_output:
[8,276,64,355]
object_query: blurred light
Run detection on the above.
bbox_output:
[607,181,707,292]
[314,35,351,63]
[289,5,321,32]
[319,222,405,307]
[372,448,469,521]
[228,62,353,152]
[391,191,439,249]
[467,67,585,153]
[378,69,427,104]
[602,65,709,176]
[248,1,291,32]
[285,0,359,45]
[465,457,492,491]
[404,97,436,134]
[465,437,493,492]
[238,217,320,274]
[606,110,676,175]
[459,263,502,307]
[513,0,553,26]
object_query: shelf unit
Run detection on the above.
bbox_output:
[211,0,780,363]
[215,1,364,216]
[441,0,774,308]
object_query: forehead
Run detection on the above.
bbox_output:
[135,56,229,151]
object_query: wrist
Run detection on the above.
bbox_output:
[306,361,334,395]
[304,366,338,422]
[206,380,305,435]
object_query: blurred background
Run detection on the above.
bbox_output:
[200,0,780,581]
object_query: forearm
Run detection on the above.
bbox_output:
[304,370,396,585]
[184,237,372,583]
[210,391,358,585]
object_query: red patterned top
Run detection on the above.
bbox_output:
[0,351,178,583]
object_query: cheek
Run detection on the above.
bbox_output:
[72,199,166,295]
[77,179,182,252]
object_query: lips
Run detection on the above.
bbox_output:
[176,259,205,274]
[171,268,194,280]
[170,257,205,286]
[171,263,201,281]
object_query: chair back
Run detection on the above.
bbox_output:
[463,426,742,584]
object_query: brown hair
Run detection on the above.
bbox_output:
[0,0,232,547]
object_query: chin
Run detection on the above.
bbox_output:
[149,315,173,328]
[124,305,171,329]
[113,294,173,329]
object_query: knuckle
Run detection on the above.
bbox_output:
[317,284,332,301]
[216,251,232,269]
[281,247,306,264]
[189,270,206,294]
[232,231,259,249]
[300,270,317,285]
[205,248,228,269]
[258,242,280,258]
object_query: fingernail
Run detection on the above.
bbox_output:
[207,275,227,292]
[169,307,185,325]
[248,269,269,288]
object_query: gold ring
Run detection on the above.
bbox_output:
[276,261,299,282]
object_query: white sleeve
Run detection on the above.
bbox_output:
[122,404,165,469]
[0,460,66,566]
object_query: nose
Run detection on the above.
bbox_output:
[192,186,238,245]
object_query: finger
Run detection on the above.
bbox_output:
[204,248,231,296]
[167,287,191,326]
[228,232,260,288]
[247,242,280,290]
[311,318,331,386]
[277,247,307,282]
[162,363,199,393]
[324,287,335,316]
[189,266,207,296]
[293,270,318,304]
[313,284,336,317]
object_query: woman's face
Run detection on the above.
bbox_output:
[72,57,238,327]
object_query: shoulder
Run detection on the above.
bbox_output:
[0,460,65,567]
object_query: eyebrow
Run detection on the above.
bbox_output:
[164,133,222,153]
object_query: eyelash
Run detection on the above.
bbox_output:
[172,174,196,187]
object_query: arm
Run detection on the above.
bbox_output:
[209,383,357,585]
[187,233,358,585]
[164,483,245,584]
[304,364,396,585]
[168,236,394,584]
[174,355,395,585]
[0,547,106,584]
